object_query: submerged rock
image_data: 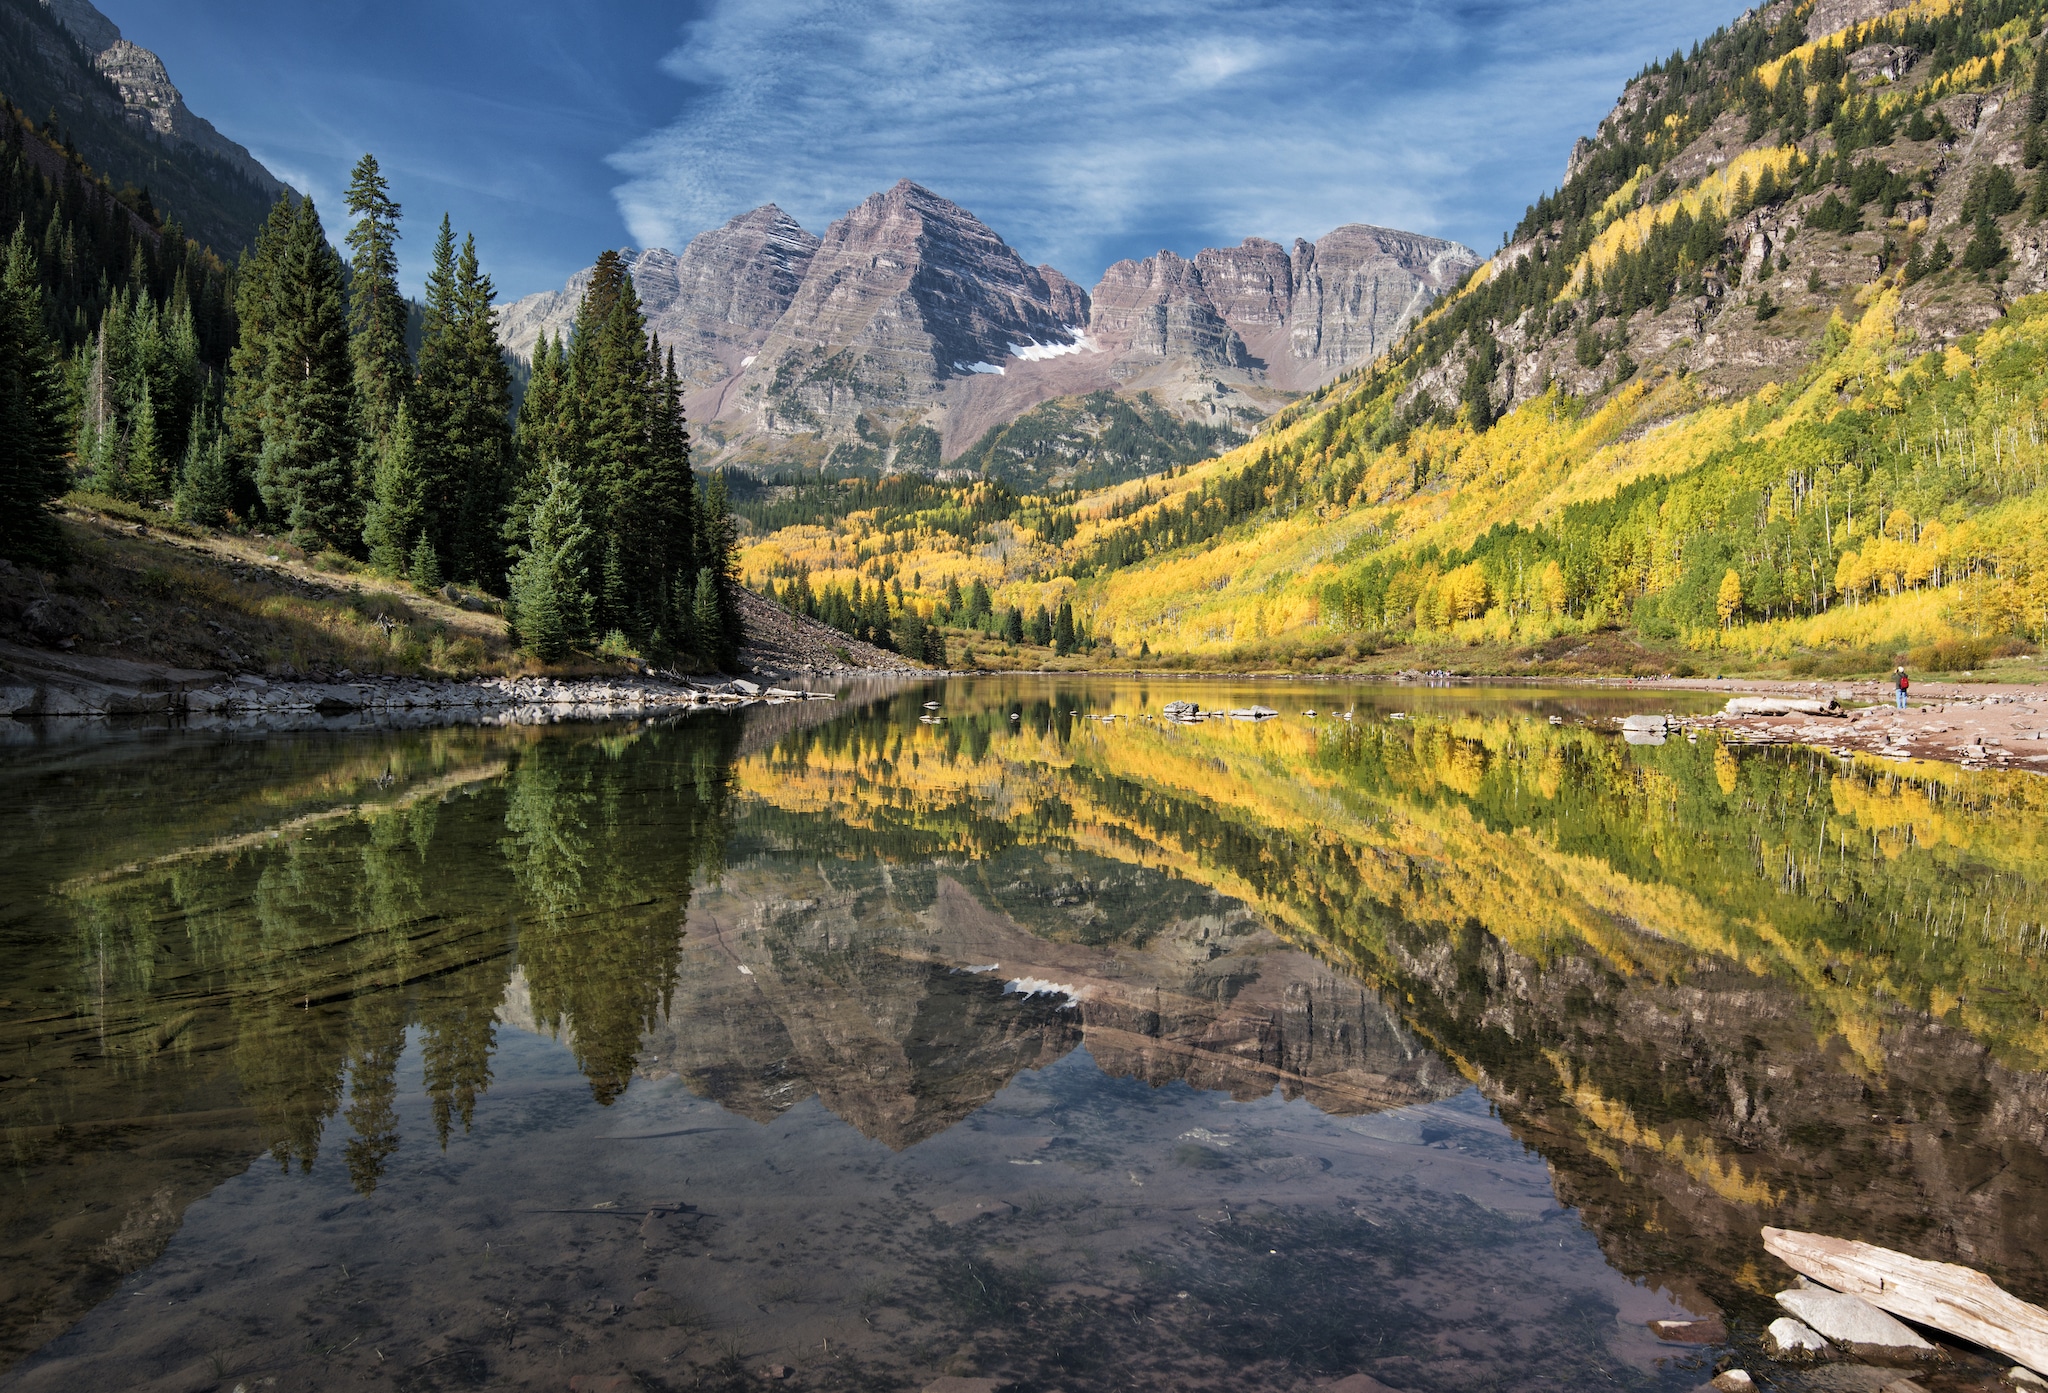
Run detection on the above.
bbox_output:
[1765,1315,1832,1361]
[1649,1315,1728,1344]
[1776,1286,1938,1363]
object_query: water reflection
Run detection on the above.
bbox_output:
[2,680,2045,1389]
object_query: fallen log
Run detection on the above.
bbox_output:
[1762,1227,2048,1375]
[1726,697,1841,717]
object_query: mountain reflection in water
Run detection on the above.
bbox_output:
[2,679,2045,1392]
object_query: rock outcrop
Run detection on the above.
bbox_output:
[35,0,284,203]
[498,206,823,415]
[500,184,1476,468]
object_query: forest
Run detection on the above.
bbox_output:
[0,118,747,669]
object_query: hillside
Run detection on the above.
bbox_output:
[0,0,288,252]
[735,0,2048,682]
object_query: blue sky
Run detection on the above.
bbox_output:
[101,0,1743,300]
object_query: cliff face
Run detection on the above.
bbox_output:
[0,0,289,250]
[501,186,1475,468]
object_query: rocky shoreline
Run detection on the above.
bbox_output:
[0,639,859,735]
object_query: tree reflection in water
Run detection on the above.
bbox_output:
[4,680,2048,1383]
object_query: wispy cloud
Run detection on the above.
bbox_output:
[610,0,1741,282]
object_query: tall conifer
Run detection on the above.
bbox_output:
[363,399,427,576]
[447,233,512,586]
[226,196,294,509]
[0,223,70,565]
[564,250,649,638]
[258,198,358,550]
[507,456,594,661]
[414,220,512,587]
[344,154,410,503]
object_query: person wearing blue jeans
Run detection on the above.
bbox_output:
[1894,665,1910,709]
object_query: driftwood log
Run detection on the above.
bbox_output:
[1762,1228,2048,1375]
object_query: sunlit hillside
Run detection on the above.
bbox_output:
[738,0,2048,677]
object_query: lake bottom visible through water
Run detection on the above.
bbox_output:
[8,1029,1703,1393]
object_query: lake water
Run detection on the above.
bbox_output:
[3,679,2046,1393]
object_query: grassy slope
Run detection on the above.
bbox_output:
[3,496,522,680]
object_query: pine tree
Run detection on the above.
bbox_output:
[0,223,70,565]
[344,154,411,505]
[508,330,568,547]
[1052,600,1076,655]
[1962,211,2008,273]
[639,344,697,653]
[226,196,294,508]
[691,568,724,669]
[447,233,512,585]
[126,380,166,502]
[409,531,442,589]
[254,198,358,549]
[508,457,595,661]
[174,414,234,526]
[694,469,743,665]
[565,249,651,637]
[362,400,427,575]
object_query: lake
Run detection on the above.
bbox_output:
[3,679,2046,1392]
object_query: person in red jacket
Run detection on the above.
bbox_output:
[1894,664,1910,710]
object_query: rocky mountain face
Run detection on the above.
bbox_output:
[635,858,1457,1149]
[501,181,1477,470]
[0,0,287,250]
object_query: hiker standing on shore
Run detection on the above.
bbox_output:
[1894,664,1910,710]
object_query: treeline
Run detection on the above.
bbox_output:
[0,96,237,564]
[763,562,1098,661]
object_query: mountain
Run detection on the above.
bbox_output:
[735,0,2048,678]
[0,0,288,251]
[500,180,1478,470]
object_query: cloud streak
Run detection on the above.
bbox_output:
[610,0,1742,282]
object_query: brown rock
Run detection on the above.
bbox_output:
[1649,1315,1729,1344]
[930,1198,1016,1225]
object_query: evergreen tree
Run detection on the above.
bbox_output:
[639,344,697,653]
[1052,600,1076,655]
[174,415,234,526]
[1962,211,2008,272]
[409,531,442,589]
[126,380,166,502]
[344,154,411,504]
[254,197,358,549]
[362,400,427,575]
[0,223,70,565]
[508,330,568,546]
[564,249,651,636]
[694,469,743,666]
[447,233,512,585]
[690,568,723,668]
[1002,606,1024,644]
[507,456,593,661]
[226,197,295,511]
